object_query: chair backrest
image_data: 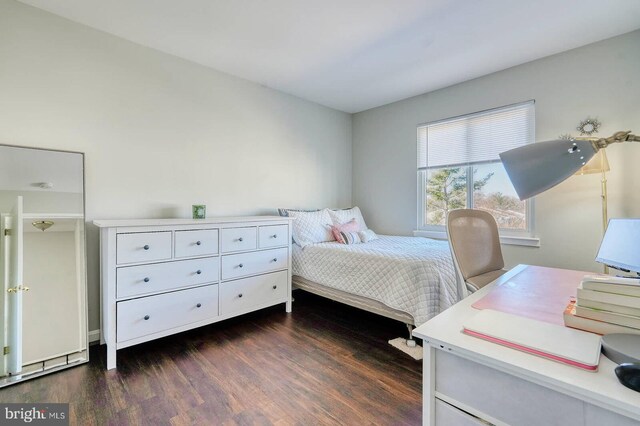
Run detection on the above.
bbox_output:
[446,209,504,281]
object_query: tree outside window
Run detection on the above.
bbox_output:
[424,163,526,230]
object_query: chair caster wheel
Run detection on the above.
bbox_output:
[406,339,417,348]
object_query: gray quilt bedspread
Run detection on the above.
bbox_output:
[292,235,460,326]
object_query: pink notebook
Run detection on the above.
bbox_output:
[463,309,602,371]
[472,266,589,325]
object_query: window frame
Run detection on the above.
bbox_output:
[415,102,538,246]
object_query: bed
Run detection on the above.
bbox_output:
[280,207,462,329]
[291,235,460,327]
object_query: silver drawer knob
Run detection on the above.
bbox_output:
[272,258,277,262]
[144,315,150,320]
[271,234,277,238]
[143,245,150,250]
[238,293,243,298]
[272,285,277,290]
[196,270,202,275]
[238,237,243,242]
[196,241,202,246]
[143,277,150,283]
[238,264,243,268]
[196,303,202,308]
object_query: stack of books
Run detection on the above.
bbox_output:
[563,275,640,335]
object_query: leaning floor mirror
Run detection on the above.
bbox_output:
[0,144,88,387]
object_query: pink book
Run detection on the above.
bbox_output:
[463,309,602,371]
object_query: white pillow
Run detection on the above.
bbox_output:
[358,229,379,243]
[287,208,334,247]
[329,207,368,231]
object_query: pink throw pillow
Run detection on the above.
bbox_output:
[331,219,360,244]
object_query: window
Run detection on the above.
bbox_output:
[417,101,535,236]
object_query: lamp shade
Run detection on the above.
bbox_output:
[499,138,597,200]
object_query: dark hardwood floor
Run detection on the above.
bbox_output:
[0,291,422,425]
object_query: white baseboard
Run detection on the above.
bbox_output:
[89,329,101,343]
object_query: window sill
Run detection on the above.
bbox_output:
[413,230,540,248]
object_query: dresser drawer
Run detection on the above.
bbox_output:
[116,232,172,264]
[220,271,287,316]
[220,227,257,253]
[116,257,219,299]
[116,285,218,343]
[258,224,289,249]
[221,247,288,280]
[174,229,219,258]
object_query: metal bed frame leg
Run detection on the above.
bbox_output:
[406,323,417,348]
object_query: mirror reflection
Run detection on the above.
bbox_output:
[0,145,87,385]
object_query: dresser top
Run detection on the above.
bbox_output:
[93,215,292,228]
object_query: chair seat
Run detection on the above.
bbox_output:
[466,269,508,291]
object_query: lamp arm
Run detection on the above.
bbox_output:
[591,131,640,150]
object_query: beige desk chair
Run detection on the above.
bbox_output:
[447,209,508,295]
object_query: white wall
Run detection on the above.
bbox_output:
[0,0,352,331]
[353,30,640,273]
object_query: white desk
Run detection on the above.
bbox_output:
[412,264,640,426]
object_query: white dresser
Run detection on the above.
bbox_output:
[93,216,293,369]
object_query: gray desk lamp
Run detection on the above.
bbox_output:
[499,130,639,200]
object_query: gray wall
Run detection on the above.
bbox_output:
[352,30,640,273]
[0,0,352,332]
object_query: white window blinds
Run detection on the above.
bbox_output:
[418,101,534,170]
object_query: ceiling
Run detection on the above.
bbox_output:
[18,0,640,113]
[0,146,83,193]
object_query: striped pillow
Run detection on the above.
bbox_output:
[340,231,362,245]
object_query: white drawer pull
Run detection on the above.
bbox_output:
[144,315,150,320]
[143,245,150,250]
[143,277,150,283]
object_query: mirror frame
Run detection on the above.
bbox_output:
[0,143,88,388]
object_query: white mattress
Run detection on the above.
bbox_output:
[292,235,460,326]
